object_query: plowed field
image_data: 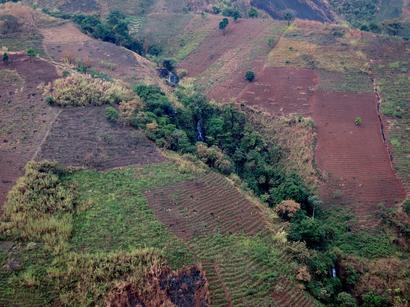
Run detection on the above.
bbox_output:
[312,91,406,225]
[37,107,165,170]
[0,55,59,207]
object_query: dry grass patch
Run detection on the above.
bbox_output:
[43,74,133,106]
[245,108,319,188]
[268,37,368,73]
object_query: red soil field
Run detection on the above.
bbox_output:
[40,23,159,85]
[145,172,269,240]
[179,17,274,77]
[37,106,165,170]
[0,54,59,207]
[236,67,317,115]
[311,91,406,225]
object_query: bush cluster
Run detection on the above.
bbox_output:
[0,161,75,253]
[130,83,310,206]
[44,74,132,107]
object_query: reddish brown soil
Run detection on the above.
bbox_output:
[107,265,209,307]
[37,106,165,170]
[0,54,59,207]
[40,23,159,85]
[145,172,269,240]
[312,91,406,225]
[179,17,273,77]
[236,67,317,115]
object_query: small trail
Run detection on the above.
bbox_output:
[31,109,62,161]
[372,77,394,164]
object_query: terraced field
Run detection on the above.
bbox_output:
[37,107,165,170]
[146,172,317,306]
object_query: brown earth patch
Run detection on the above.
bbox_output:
[145,172,269,240]
[237,67,317,115]
[0,54,59,207]
[311,91,406,226]
[179,17,275,77]
[40,22,159,85]
[37,106,165,170]
[107,265,209,307]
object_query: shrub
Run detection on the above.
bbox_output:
[2,52,9,63]
[362,292,390,307]
[403,199,410,215]
[245,70,255,82]
[336,292,358,307]
[248,8,258,18]
[26,48,37,59]
[0,161,75,253]
[43,74,132,107]
[275,200,301,220]
[105,106,119,123]
[355,116,363,126]
[196,142,233,174]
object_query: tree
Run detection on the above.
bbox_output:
[248,8,258,18]
[219,18,229,34]
[26,48,37,61]
[355,116,362,126]
[245,71,255,82]
[283,10,294,26]
[232,10,241,22]
[2,52,9,63]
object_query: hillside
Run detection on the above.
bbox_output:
[1,1,410,307]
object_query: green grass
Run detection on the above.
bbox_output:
[323,209,401,258]
[377,69,410,185]
[66,163,195,268]
[318,70,373,93]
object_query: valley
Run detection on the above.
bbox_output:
[0,1,409,306]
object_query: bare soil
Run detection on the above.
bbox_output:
[0,54,59,207]
[237,67,317,115]
[145,172,269,240]
[40,22,160,85]
[107,265,210,307]
[179,17,274,77]
[312,91,406,226]
[37,106,165,170]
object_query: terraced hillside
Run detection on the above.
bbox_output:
[184,19,407,226]
[146,172,317,306]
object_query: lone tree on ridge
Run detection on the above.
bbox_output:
[219,18,229,35]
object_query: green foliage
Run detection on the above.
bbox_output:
[2,52,9,62]
[245,70,256,82]
[404,199,410,215]
[288,211,334,249]
[26,48,37,58]
[219,18,229,31]
[354,116,363,126]
[105,106,119,122]
[248,8,259,18]
[362,292,391,307]
[132,83,310,206]
[336,291,358,307]
[72,11,144,54]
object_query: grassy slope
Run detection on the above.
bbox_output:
[67,163,195,268]
[0,160,308,305]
